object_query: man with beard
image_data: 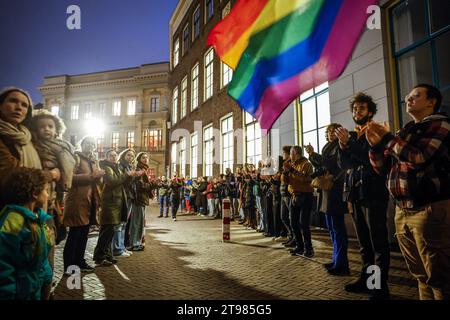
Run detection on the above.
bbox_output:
[335,92,390,300]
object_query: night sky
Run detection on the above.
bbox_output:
[0,0,179,103]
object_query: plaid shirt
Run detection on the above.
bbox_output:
[369,113,450,209]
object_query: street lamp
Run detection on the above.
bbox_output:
[84,118,106,137]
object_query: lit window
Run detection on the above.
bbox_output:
[50,105,59,116]
[204,126,214,177]
[150,97,160,112]
[96,134,105,153]
[191,64,199,110]
[111,132,120,150]
[84,103,92,119]
[221,62,233,88]
[142,129,162,151]
[71,104,79,120]
[181,76,188,118]
[127,99,136,116]
[191,132,198,178]
[171,143,177,176]
[126,131,135,148]
[179,137,186,177]
[113,100,121,117]
[98,103,106,117]
[204,48,214,100]
[193,6,201,40]
[174,38,180,67]
[245,112,262,165]
[221,116,233,172]
[172,87,178,124]
[299,82,330,153]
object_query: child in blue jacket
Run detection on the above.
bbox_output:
[0,168,54,300]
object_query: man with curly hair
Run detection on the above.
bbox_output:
[335,92,390,300]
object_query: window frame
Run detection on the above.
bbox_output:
[181,76,188,119]
[71,104,79,120]
[191,132,198,178]
[173,37,180,67]
[203,124,214,177]
[191,63,200,110]
[112,99,121,117]
[244,112,262,166]
[298,83,330,154]
[204,48,214,101]
[111,132,120,150]
[172,86,179,124]
[192,5,201,41]
[220,114,234,173]
[389,0,450,126]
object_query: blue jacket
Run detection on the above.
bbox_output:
[0,205,53,300]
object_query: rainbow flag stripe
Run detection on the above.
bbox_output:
[207,0,378,130]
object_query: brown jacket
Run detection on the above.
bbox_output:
[0,136,20,183]
[286,157,314,194]
[63,152,102,227]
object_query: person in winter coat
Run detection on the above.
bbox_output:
[206,177,215,217]
[0,88,43,207]
[0,168,53,300]
[169,175,183,221]
[62,136,104,273]
[129,152,155,251]
[158,177,170,217]
[93,150,137,266]
[196,177,208,216]
[113,148,136,257]
[306,123,349,276]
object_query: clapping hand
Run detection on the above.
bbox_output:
[304,143,314,155]
[334,127,350,146]
[92,169,105,179]
[366,121,390,147]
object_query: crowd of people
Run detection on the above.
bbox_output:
[0,87,158,299]
[0,83,448,300]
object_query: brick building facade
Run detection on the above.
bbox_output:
[169,0,268,178]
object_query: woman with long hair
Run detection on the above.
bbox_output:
[129,152,154,250]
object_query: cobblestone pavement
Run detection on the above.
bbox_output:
[53,201,418,300]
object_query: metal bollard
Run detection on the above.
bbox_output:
[222,198,231,242]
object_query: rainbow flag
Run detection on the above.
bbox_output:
[207,0,378,130]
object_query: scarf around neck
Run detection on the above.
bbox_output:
[0,118,42,169]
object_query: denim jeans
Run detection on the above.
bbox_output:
[281,196,292,237]
[159,195,169,216]
[325,213,349,269]
[112,222,126,255]
[207,198,215,216]
[256,196,265,231]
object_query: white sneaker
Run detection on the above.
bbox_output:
[173,218,177,221]
[114,251,131,258]
[124,249,133,255]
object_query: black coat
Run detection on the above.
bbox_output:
[337,131,389,205]
[309,140,347,215]
[196,181,207,209]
